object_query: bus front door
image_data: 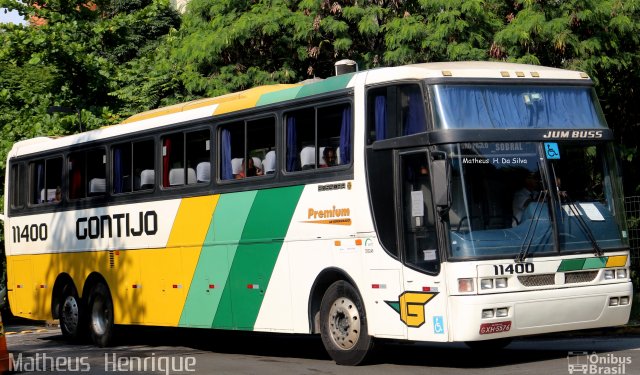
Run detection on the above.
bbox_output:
[398,151,449,342]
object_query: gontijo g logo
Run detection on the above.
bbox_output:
[385,291,438,328]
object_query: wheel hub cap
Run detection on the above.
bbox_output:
[328,297,360,350]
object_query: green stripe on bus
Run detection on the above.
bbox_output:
[179,191,257,328]
[212,186,304,329]
[582,257,607,270]
[557,257,609,272]
[256,86,304,106]
[294,73,355,98]
[557,258,587,272]
[256,73,355,106]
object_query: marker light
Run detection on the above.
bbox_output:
[480,279,494,290]
[604,270,615,280]
[458,278,474,293]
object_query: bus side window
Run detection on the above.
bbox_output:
[220,117,274,180]
[113,139,155,193]
[30,157,63,204]
[69,149,106,200]
[10,163,26,209]
[285,103,350,172]
[367,84,427,144]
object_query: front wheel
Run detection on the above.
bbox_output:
[319,280,374,365]
[88,282,114,347]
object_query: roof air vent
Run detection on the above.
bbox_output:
[335,59,358,76]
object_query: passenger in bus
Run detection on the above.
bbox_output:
[235,158,263,179]
[512,172,539,226]
[54,186,62,202]
[320,147,338,168]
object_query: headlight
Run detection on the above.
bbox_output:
[604,270,615,280]
[480,279,494,290]
[481,309,494,319]
[495,278,508,288]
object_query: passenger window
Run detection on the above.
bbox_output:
[220,117,275,180]
[10,163,25,209]
[113,139,155,193]
[30,157,63,204]
[285,103,351,172]
[68,148,106,199]
[162,129,210,187]
[367,84,427,144]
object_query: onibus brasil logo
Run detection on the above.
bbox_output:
[385,291,438,327]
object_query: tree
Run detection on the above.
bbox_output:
[492,0,640,194]
[0,0,181,260]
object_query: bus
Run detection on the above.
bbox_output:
[1,61,632,365]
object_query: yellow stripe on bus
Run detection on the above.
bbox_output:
[605,255,627,268]
[135,195,219,326]
[213,84,300,115]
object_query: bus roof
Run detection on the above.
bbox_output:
[8,61,590,158]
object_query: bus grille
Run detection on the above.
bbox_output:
[518,274,555,287]
[564,271,598,284]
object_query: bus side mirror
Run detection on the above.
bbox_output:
[431,156,450,208]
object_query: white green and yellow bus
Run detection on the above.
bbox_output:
[1,61,632,365]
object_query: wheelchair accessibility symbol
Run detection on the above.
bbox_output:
[544,142,560,159]
[433,316,444,334]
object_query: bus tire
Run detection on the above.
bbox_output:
[87,282,114,347]
[319,280,373,366]
[59,284,85,341]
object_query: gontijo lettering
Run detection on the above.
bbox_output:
[76,211,158,240]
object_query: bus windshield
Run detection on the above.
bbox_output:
[430,85,608,129]
[441,141,627,260]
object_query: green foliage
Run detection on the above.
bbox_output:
[492,0,640,195]
[1,0,639,225]
[0,0,181,240]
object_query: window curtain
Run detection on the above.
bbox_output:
[375,95,386,141]
[339,106,352,165]
[163,138,172,186]
[286,116,298,171]
[221,129,232,180]
[114,148,123,193]
[403,88,427,135]
[434,86,603,129]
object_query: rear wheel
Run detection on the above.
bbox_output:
[88,282,114,347]
[319,280,373,365]
[58,285,85,341]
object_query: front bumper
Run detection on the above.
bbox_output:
[449,281,633,342]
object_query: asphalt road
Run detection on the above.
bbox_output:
[4,319,640,375]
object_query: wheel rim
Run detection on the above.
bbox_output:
[62,295,79,333]
[91,294,110,336]
[327,297,360,350]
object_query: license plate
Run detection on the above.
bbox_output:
[479,321,512,335]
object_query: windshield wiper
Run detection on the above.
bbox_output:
[560,194,604,257]
[516,190,547,263]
